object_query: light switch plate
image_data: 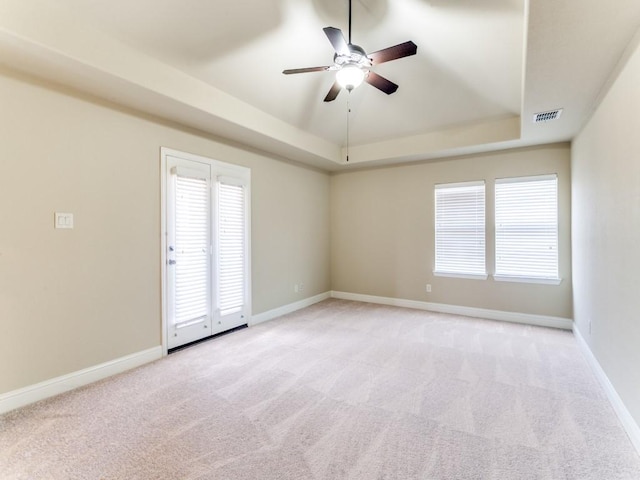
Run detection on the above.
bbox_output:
[55,212,74,229]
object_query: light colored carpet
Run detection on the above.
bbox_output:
[1,299,639,479]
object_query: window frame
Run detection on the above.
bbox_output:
[493,174,561,285]
[434,180,487,280]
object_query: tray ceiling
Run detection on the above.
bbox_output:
[0,0,639,170]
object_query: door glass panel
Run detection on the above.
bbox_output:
[174,174,210,328]
[218,182,245,316]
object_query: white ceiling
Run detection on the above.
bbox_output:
[1,0,639,170]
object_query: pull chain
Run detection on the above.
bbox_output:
[346,96,351,162]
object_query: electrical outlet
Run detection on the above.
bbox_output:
[294,284,299,293]
[299,283,304,292]
[426,284,432,293]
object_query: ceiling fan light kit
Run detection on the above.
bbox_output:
[336,64,366,91]
[283,0,417,102]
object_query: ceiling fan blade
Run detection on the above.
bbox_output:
[369,41,418,65]
[283,66,331,75]
[323,81,342,102]
[323,27,350,57]
[365,72,399,95]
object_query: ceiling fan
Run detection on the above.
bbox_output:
[283,0,418,102]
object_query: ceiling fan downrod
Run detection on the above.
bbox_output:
[348,0,353,45]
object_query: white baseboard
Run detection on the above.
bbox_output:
[574,327,640,455]
[0,346,162,415]
[250,291,331,326]
[330,291,573,330]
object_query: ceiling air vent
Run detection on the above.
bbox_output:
[533,109,563,123]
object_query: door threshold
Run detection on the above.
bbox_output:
[168,324,248,354]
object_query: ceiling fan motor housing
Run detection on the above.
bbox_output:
[334,44,372,70]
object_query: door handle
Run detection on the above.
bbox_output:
[168,260,176,265]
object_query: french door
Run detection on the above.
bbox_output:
[162,148,250,351]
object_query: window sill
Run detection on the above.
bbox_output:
[434,271,488,280]
[493,275,562,285]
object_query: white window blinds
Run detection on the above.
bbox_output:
[174,173,210,326]
[434,181,486,277]
[495,175,559,280]
[217,180,246,316]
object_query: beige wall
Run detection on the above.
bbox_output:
[0,70,331,394]
[572,35,640,426]
[331,145,572,319]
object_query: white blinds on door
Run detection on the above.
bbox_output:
[218,181,245,316]
[174,174,210,326]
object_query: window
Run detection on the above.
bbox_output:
[495,175,559,283]
[434,181,486,278]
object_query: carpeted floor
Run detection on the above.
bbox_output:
[1,299,639,479]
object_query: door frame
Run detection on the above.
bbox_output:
[160,147,252,355]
